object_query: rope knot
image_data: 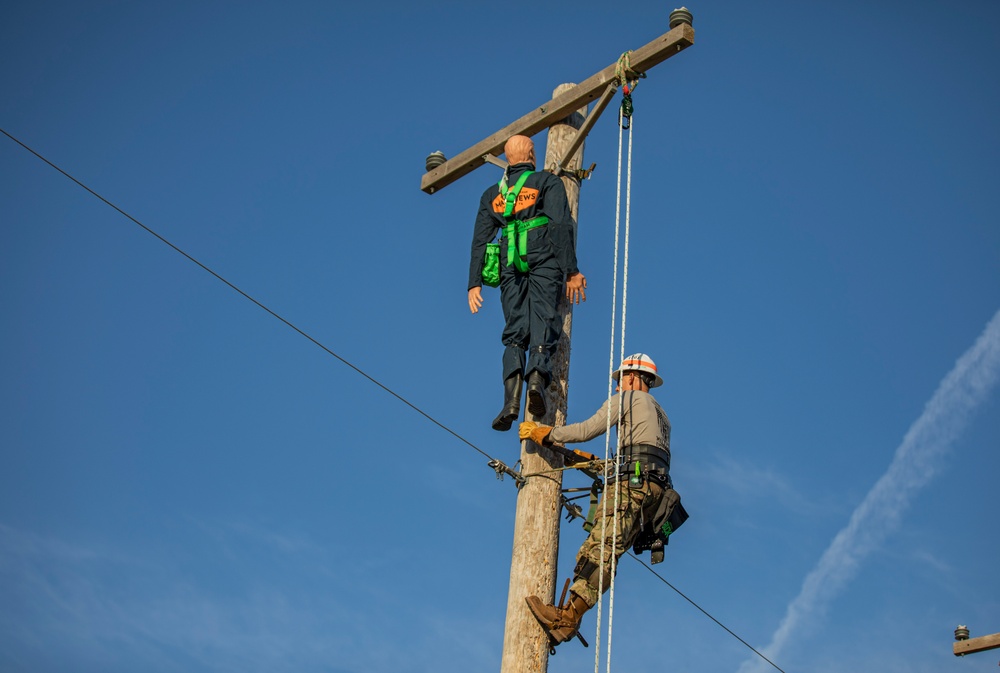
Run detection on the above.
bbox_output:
[615,51,645,92]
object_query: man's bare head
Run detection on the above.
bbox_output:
[504,135,535,165]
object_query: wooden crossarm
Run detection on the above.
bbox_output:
[954,632,1000,656]
[419,22,694,194]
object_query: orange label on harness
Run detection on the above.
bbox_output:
[492,187,539,215]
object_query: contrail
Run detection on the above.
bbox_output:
[739,308,1000,673]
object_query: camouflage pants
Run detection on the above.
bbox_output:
[570,478,664,607]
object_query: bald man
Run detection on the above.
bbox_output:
[468,135,587,431]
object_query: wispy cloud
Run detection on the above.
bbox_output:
[697,454,818,515]
[739,308,1000,673]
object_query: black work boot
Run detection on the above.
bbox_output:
[491,372,523,431]
[525,592,590,646]
[526,370,547,418]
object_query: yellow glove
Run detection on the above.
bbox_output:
[518,421,553,445]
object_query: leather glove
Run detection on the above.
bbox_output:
[518,421,553,445]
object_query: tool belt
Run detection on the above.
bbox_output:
[614,444,671,487]
[615,444,687,565]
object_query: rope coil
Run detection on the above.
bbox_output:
[614,51,645,92]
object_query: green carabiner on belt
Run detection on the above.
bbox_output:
[629,460,642,486]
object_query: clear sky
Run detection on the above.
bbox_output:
[2,2,998,672]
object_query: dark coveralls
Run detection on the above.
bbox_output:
[468,162,579,385]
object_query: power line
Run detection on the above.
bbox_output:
[4,128,785,670]
[628,552,788,673]
[1,127,502,466]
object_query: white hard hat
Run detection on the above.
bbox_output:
[612,353,663,388]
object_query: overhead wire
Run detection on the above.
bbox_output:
[0,127,505,468]
[628,552,788,673]
[4,126,790,673]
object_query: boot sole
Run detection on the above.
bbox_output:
[525,597,576,644]
[526,390,546,418]
[492,411,518,432]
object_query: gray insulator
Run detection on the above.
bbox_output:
[425,151,446,172]
[955,625,970,641]
[669,7,693,28]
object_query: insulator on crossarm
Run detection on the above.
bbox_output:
[669,7,693,28]
[425,151,446,172]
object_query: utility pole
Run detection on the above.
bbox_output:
[498,84,587,673]
[420,10,694,673]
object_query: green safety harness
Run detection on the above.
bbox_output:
[498,170,549,272]
[481,170,551,287]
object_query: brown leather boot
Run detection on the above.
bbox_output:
[525,592,590,645]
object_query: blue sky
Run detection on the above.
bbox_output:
[2,1,998,672]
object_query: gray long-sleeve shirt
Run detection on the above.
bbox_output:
[549,390,671,454]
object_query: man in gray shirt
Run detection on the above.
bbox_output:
[519,353,681,648]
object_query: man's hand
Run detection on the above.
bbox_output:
[468,287,483,314]
[565,272,587,304]
[518,421,537,440]
[519,421,553,445]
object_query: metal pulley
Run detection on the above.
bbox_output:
[620,93,634,129]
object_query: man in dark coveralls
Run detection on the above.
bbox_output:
[468,135,587,431]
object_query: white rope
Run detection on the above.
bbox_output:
[605,109,634,673]
[591,97,624,673]
[594,101,635,673]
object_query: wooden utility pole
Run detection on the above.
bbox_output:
[420,12,694,673]
[498,84,587,673]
